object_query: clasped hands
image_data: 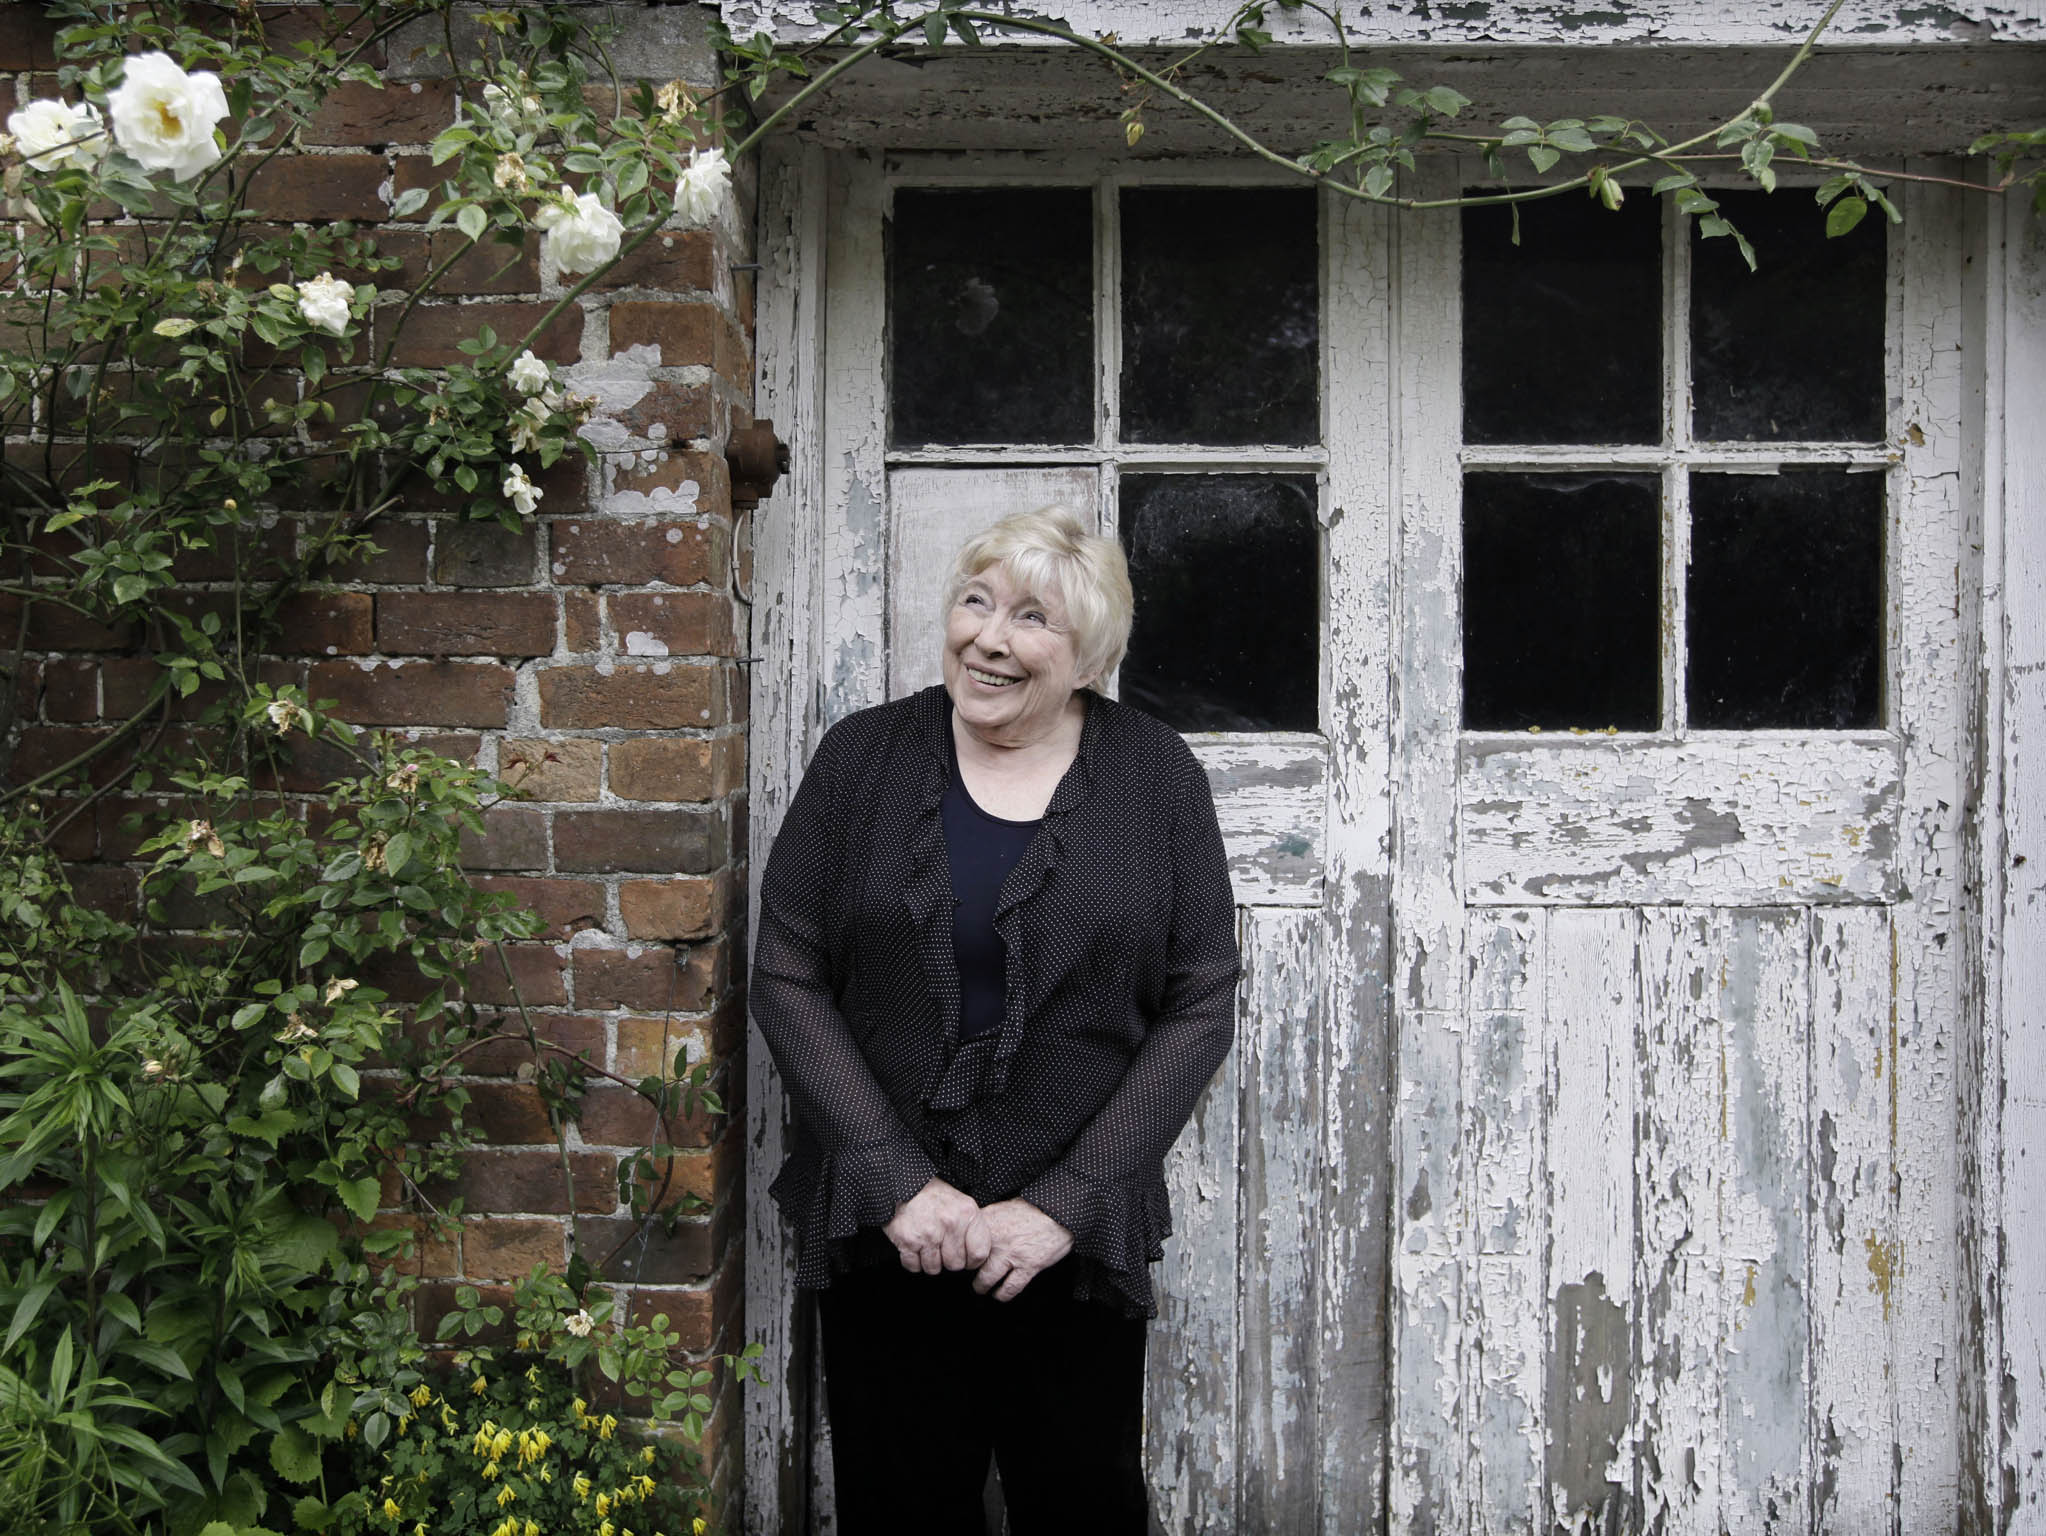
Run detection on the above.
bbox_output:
[882,1178,1072,1302]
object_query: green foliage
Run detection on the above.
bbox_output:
[315,1268,764,1536]
[0,725,545,1532]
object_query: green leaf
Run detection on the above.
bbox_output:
[1422,85,1469,117]
[383,831,413,876]
[269,1426,322,1485]
[456,203,488,242]
[5,1277,55,1353]
[392,185,431,217]
[1527,145,1561,175]
[232,1003,268,1032]
[337,1177,379,1223]
[329,1063,360,1101]
[112,573,150,604]
[43,508,85,534]
[923,12,946,46]
[1826,194,1869,238]
[949,13,981,44]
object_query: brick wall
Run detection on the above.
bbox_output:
[2,0,756,1501]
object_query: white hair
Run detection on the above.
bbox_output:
[943,505,1134,692]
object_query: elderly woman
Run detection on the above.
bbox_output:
[751,506,1239,1534]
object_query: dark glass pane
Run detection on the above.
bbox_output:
[888,188,1093,446]
[1692,189,1885,442]
[1687,472,1882,728]
[1462,195,1662,445]
[1462,473,1661,730]
[1120,474,1318,730]
[1120,189,1318,446]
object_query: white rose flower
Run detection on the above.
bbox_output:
[502,462,543,517]
[535,188,623,276]
[481,81,544,131]
[295,272,355,337]
[509,396,549,453]
[8,99,107,172]
[564,1309,595,1338]
[322,977,360,1005]
[673,147,729,228]
[507,349,551,396]
[108,52,230,182]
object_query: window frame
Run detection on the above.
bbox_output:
[1456,171,1904,741]
[877,153,1335,736]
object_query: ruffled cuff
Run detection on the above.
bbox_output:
[772,1132,939,1288]
[1020,1164,1173,1281]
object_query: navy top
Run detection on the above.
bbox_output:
[941,717,1041,1042]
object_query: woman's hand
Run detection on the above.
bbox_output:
[972,1198,1074,1301]
[883,1178,993,1274]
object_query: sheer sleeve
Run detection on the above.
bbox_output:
[1021,740,1238,1271]
[752,730,937,1235]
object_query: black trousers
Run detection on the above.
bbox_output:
[816,1259,1150,1536]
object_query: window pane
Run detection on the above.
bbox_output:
[1687,471,1883,728]
[1120,189,1319,446]
[1462,472,1661,730]
[1120,474,1318,730]
[1462,195,1662,445]
[1692,189,1885,442]
[888,188,1093,446]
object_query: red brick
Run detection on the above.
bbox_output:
[459,942,568,1008]
[12,726,126,788]
[464,1083,557,1144]
[582,1212,714,1284]
[610,302,743,374]
[246,154,389,222]
[618,873,728,941]
[65,862,138,924]
[0,595,131,652]
[562,592,601,652]
[277,591,375,654]
[450,1013,605,1076]
[462,1217,567,1280]
[612,379,712,442]
[538,663,716,730]
[624,1284,715,1350]
[387,302,581,367]
[554,808,724,875]
[499,737,601,801]
[573,940,722,1014]
[451,1149,614,1215]
[171,520,296,583]
[256,5,383,62]
[607,737,732,803]
[603,448,732,522]
[432,520,537,587]
[613,1015,708,1080]
[607,591,733,657]
[305,80,459,146]
[326,519,429,584]
[456,807,547,871]
[592,229,715,292]
[470,876,605,940]
[377,591,555,657]
[364,1215,459,1278]
[41,660,98,722]
[0,9,60,70]
[310,660,514,727]
[551,516,723,587]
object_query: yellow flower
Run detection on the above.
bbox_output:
[596,1493,613,1517]
[409,1383,434,1408]
[471,1374,489,1396]
[574,1473,593,1500]
[642,1446,657,1466]
[397,1413,411,1437]
[599,1523,615,1536]
[414,1526,427,1536]
[599,1413,618,1440]
[496,1483,517,1508]
[384,1499,402,1519]
[694,1520,707,1535]
[525,1524,539,1536]
[482,1460,500,1481]
[635,1475,657,1498]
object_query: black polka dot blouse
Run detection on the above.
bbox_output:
[751,683,1241,1317]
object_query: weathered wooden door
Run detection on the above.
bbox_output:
[746,144,1395,1532]
[746,143,1972,1532]
[1381,167,1972,1532]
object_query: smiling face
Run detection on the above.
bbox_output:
[942,561,1094,748]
